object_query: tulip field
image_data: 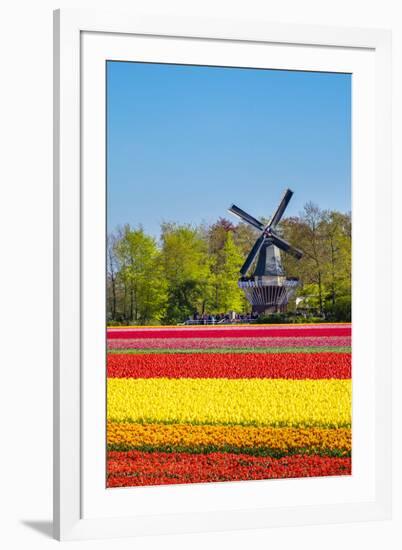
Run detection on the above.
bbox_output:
[106,323,352,487]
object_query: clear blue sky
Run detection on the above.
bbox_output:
[107,61,351,239]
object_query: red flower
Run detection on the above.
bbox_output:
[107,326,351,340]
[106,450,351,487]
[107,352,351,379]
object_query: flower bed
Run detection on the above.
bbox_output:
[107,335,351,350]
[107,352,351,379]
[107,451,351,486]
[106,323,352,487]
[107,325,351,340]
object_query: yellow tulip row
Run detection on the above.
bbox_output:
[107,378,351,428]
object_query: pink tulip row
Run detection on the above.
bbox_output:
[107,335,351,350]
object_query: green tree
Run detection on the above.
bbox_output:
[280,203,326,314]
[114,225,167,324]
[160,223,211,323]
[281,204,351,319]
[106,233,118,321]
[232,222,259,257]
[321,211,351,319]
[207,218,235,255]
[209,231,244,313]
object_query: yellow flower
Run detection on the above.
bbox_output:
[107,378,351,428]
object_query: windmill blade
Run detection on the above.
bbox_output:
[270,232,303,260]
[228,204,264,231]
[268,189,294,229]
[240,234,266,275]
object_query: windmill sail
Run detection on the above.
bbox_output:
[240,234,266,276]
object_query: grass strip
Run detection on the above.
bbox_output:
[106,443,351,458]
[107,346,351,355]
[107,418,352,429]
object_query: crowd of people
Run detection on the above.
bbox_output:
[184,311,260,325]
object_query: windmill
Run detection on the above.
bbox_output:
[228,189,303,314]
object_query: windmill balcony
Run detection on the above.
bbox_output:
[238,275,300,314]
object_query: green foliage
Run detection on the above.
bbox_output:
[106,204,352,325]
[324,295,352,322]
[208,231,244,313]
[106,320,125,327]
[111,225,167,325]
[254,313,324,324]
[160,223,211,324]
[281,204,351,320]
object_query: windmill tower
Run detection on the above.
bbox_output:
[228,189,303,314]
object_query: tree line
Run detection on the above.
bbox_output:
[107,202,351,325]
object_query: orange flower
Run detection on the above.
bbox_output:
[107,422,351,453]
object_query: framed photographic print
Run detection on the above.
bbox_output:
[53,9,392,541]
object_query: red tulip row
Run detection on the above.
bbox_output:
[107,326,351,340]
[106,450,351,487]
[107,352,351,379]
